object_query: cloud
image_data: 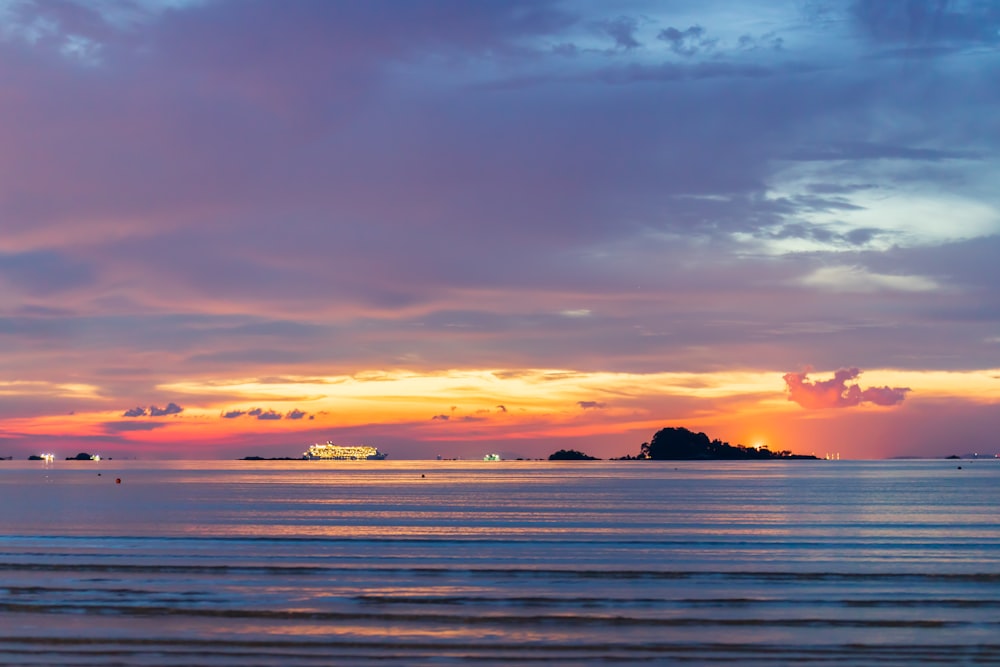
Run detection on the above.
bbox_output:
[800,266,940,293]
[657,25,715,56]
[783,368,910,409]
[431,414,450,421]
[599,16,641,51]
[123,402,183,417]
[60,34,102,66]
[737,32,784,51]
[103,421,170,432]
[851,0,1000,46]
[784,141,977,162]
[496,404,507,412]
[578,400,607,409]
[149,402,183,416]
[0,251,95,296]
[222,407,300,419]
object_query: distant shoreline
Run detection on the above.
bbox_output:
[239,456,303,461]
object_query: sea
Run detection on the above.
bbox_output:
[0,459,998,666]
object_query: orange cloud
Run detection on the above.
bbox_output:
[783,368,910,409]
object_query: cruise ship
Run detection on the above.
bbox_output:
[303,442,387,460]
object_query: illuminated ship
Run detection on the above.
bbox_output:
[303,442,387,460]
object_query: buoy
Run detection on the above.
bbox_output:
[116,478,121,484]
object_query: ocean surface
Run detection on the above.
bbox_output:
[1,459,998,665]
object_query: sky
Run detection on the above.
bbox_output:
[1,0,998,460]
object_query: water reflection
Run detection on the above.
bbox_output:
[1,460,998,664]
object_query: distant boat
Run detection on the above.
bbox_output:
[483,453,501,461]
[303,442,387,460]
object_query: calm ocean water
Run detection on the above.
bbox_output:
[0,459,998,665]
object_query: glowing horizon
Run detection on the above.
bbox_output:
[4,366,998,460]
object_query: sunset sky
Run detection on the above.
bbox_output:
[1,0,998,460]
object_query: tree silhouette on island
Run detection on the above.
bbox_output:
[549,427,818,461]
[639,427,816,460]
[548,449,599,460]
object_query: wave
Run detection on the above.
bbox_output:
[3,559,1000,583]
[4,604,989,630]
[2,637,999,667]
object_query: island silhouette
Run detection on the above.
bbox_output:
[548,449,599,460]
[639,427,816,460]
[549,427,818,461]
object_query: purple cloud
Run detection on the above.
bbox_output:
[123,403,182,417]
[149,402,183,417]
[104,421,169,433]
[0,251,95,295]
